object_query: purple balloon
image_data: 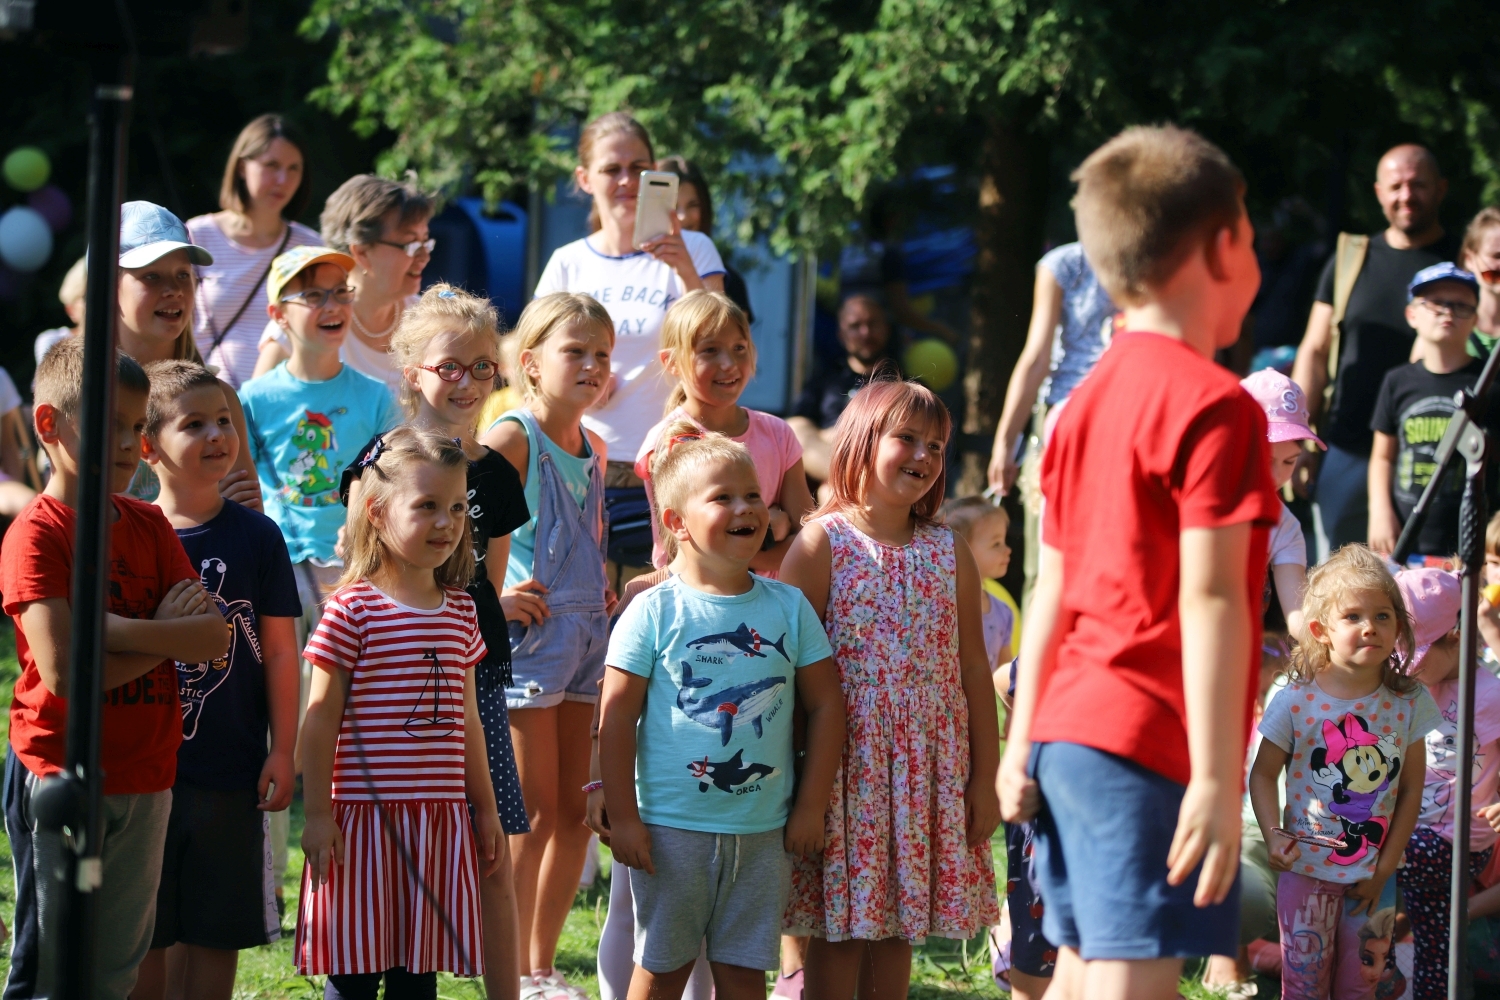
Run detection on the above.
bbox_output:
[28,185,71,233]
[0,263,20,301]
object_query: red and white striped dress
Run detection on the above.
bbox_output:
[295,582,486,977]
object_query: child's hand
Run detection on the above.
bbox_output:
[501,580,550,626]
[1166,776,1241,907]
[302,814,344,886]
[964,774,1002,848]
[768,505,791,543]
[605,588,618,618]
[257,749,294,812]
[1266,830,1302,872]
[608,817,654,875]
[218,468,262,511]
[154,578,213,620]
[1346,874,1386,917]
[585,788,611,846]
[784,802,826,859]
[998,742,1039,824]
[474,809,505,878]
[1483,802,1500,833]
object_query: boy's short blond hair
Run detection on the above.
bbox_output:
[34,337,149,422]
[1071,125,1246,306]
[939,495,1007,543]
[143,360,226,439]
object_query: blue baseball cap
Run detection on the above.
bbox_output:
[1408,261,1479,302]
[118,201,213,269]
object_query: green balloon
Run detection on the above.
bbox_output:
[4,147,50,193]
[903,338,959,392]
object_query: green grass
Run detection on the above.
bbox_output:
[0,624,1274,997]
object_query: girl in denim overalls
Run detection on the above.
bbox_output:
[480,292,614,1000]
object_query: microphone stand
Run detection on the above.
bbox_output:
[1391,339,1500,999]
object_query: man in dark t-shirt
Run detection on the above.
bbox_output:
[789,294,899,480]
[1291,144,1457,555]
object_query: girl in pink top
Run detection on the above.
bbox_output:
[635,290,814,575]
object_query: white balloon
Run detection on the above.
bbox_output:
[0,206,53,273]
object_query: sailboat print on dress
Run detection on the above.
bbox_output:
[404,648,456,739]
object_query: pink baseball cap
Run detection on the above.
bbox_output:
[1395,567,1460,671]
[1240,368,1325,449]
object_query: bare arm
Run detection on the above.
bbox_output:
[464,668,504,877]
[751,458,816,573]
[1169,522,1253,906]
[1368,431,1400,556]
[785,658,845,857]
[258,615,298,811]
[300,664,351,885]
[1271,562,1307,637]
[1291,302,1335,427]
[18,598,168,696]
[106,607,229,665]
[778,520,832,619]
[988,267,1064,492]
[954,532,1001,847]
[1249,738,1299,872]
[786,417,832,483]
[998,542,1068,823]
[598,666,653,873]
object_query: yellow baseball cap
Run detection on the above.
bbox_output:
[267,246,355,304]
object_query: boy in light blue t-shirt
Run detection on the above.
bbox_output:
[238,247,400,608]
[599,429,845,999]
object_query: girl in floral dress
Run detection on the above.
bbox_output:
[781,373,1001,1000]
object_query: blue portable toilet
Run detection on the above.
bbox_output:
[424,198,528,326]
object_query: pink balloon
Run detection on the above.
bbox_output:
[28,185,71,233]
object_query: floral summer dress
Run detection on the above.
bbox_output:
[785,512,999,942]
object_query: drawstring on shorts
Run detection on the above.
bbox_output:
[710,833,743,883]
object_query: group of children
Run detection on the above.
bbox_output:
[14,121,1500,1000]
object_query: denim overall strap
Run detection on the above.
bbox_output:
[514,409,607,615]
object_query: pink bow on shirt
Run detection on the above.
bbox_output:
[1322,714,1379,760]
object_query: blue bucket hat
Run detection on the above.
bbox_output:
[118,201,213,268]
[1408,261,1479,302]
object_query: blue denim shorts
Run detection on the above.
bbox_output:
[1029,742,1240,960]
[505,609,608,710]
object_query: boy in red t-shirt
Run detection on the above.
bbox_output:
[998,126,1282,998]
[1,338,229,999]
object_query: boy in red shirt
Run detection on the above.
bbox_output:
[2,338,229,1000]
[998,126,1281,999]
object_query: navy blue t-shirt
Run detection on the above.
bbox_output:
[172,499,301,791]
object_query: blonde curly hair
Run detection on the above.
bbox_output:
[1290,544,1418,694]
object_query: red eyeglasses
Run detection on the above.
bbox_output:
[418,359,499,382]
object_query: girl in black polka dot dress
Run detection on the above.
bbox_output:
[342,284,533,996]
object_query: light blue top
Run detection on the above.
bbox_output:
[240,362,400,563]
[495,408,594,588]
[1040,242,1115,406]
[606,575,833,834]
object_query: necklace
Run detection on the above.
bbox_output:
[351,300,401,341]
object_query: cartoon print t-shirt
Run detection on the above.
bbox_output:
[239,362,400,562]
[1418,672,1500,850]
[171,499,301,792]
[1260,679,1441,882]
[606,574,833,834]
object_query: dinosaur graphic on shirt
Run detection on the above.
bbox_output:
[675,662,786,745]
[686,623,788,662]
[178,556,261,739]
[687,749,779,793]
[279,409,343,505]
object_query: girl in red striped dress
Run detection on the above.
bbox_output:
[296,425,505,999]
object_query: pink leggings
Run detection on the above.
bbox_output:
[1277,871,1395,1000]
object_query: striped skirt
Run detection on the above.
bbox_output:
[295,800,483,976]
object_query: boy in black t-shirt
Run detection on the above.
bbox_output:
[135,361,302,1000]
[1370,263,1500,559]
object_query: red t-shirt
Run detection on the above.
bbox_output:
[2,494,197,794]
[1033,333,1281,785]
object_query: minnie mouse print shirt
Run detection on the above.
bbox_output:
[1260,679,1439,883]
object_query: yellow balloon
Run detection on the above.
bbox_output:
[903,338,958,392]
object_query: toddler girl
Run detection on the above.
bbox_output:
[297,425,505,998]
[341,284,531,997]
[1249,544,1440,1000]
[636,289,814,575]
[1395,567,1500,1000]
[478,292,614,1000]
[780,373,1001,999]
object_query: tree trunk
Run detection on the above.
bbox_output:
[958,110,1049,495]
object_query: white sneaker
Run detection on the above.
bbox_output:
[524,971,587,1000]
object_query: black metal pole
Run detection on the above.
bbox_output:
[32,70,132,1000]
[1453,421,1487,999]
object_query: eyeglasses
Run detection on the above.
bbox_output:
[418,359,499,382]
[1417,297,1478,319]
[279,286,355,309]
[375,237,437,257]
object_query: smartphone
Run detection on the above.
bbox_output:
[633,170,680,249]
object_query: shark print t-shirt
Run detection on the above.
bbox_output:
[606,574,833,834]
[240,362,401,562]
[1417,672,1500,850]
[171,499,302,792]
[1260,678,1440,883]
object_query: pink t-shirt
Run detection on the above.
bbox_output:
[1419,671,1500,849]
[635,407,803,569]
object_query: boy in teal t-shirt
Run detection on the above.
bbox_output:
[598,431,844,996]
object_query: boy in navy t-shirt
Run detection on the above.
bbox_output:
[134,361,301,1000]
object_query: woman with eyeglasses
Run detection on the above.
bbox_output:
[253,174,436,393]
[188,114,323,389]
[1463,207,1500,357]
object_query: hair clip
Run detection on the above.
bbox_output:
[437,288,457,299]
[358,434,387,470]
